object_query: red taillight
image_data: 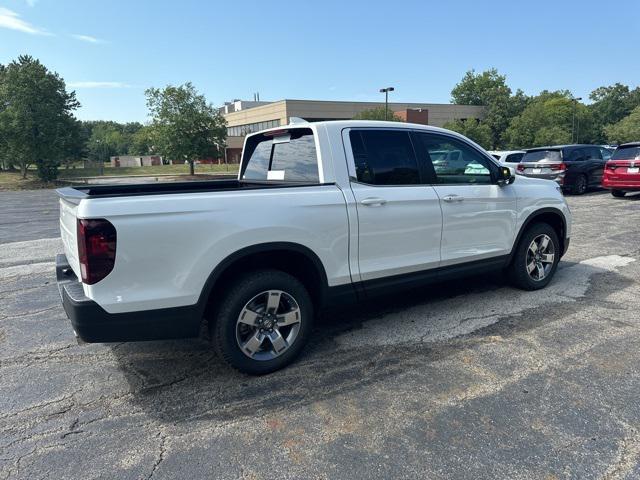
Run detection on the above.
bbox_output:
[516,164,525,172]
[77,219,117,285]
[549,163,566,171]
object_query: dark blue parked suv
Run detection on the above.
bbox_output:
[517,145,611,194]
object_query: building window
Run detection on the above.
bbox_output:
[227,119,281,137]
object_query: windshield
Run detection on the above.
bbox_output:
[522,150,562,163]
[241,128,319,182]
[611,146,640,161]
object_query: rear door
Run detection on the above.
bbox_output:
[586,146,606,185]
[413,132,517,266]
[343,128,442,283]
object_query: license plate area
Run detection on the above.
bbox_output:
[627,167,639,174]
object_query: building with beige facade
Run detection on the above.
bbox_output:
[221,99,486,163]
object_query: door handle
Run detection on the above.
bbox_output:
[442,194,464,202]
[360,197,387,206]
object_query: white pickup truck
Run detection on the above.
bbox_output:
[56,120,571,374]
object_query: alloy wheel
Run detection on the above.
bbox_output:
[235,290,302,361]
[526,234,555,281]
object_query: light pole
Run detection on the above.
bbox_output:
[379,87,395,120]
[572,97,582,143]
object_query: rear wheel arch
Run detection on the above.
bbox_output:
[510,208,567,263]
[198,242,329,320]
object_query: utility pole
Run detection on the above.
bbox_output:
[379,87,395,120]
[572,97,582,143]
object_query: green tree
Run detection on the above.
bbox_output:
[0,55,80,180]
[145,82,226,175]
[129,125,157,156]
[442,119,493,149]
[589,83,640,124]
[82,120,143,164]
[604,106,640,144]
[504,91,595,148]
[352,107,403,122]
[589,83,640,142]
[86,122,125,165]
[451,68,528,149]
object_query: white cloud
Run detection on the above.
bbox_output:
[67,81,131,89]
[71,33,106,44]
[0,7,50,35]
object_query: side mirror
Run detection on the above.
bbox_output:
[497,166,515,186]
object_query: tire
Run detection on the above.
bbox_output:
[611,190,626,198]
[572,174,588,195]
[211,269,314,375]
[508,223,560,291]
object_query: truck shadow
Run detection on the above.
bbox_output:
[110,260,633,425]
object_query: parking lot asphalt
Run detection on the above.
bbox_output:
[1,188,640,479]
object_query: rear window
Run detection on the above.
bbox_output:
[491,154,501,160]
[612,146,640,160]
[522,150,562,163]
[241,128,319,182]
[505,153,524,163]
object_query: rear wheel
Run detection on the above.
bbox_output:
[212,269,313,375]
[572,174,588,195]
[611,190,626,198]
[508,223,560,290]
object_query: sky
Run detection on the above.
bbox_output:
[1,0,639,123]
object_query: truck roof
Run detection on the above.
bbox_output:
[247,119,471,141]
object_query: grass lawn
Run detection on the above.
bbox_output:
[0,163,240,191]
[0,171,56,191]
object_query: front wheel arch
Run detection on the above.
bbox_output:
[508,209,567,265]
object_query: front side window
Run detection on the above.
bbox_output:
[349,130,420,185]
[416,133,494,184]
[600,147,613,160]
[241,128,319,182]
[587,147,603,160]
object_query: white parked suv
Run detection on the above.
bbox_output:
[56,121,571,374]
[489,150,526,166]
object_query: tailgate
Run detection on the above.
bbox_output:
[59,197,81,278]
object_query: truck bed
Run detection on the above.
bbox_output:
[57,179,320,200]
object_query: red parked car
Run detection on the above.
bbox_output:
[602,142,640,197]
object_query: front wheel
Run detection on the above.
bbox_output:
[211,270,314,374]
[611,190,626,198]
[508,223,560,290]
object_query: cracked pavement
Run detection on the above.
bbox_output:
[1,188,640,479]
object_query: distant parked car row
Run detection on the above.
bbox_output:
[489,145,615,195]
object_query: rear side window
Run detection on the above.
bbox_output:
[612,146,640,160]
[241,128,319,182]
[505,153,524,163]
[522,150,562,163]
[349,130,420,185]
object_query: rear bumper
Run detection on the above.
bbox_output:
[602,178,640,190]
[56,254,201,342]
[518,173,564,184]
